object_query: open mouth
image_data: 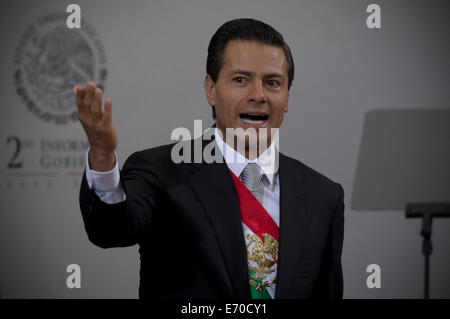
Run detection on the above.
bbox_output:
[239,113,269,125]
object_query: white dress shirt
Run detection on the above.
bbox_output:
[84,128,280,297]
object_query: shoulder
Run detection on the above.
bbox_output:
[125,143,176,166]
[121,142,199,186]
[121,142,176,171]
[279,153,344,202]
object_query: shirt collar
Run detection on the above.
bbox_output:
[214,128,277,186]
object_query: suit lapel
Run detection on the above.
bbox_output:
[275,154,312,298]
[187,137,251,299]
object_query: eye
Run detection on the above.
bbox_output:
[233,76,246,84]
[266,79,280,87]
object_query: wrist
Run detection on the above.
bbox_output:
[89,147,116,172]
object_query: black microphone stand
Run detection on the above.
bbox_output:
[405,203,450,299]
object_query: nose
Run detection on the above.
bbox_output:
[247,80,267,104]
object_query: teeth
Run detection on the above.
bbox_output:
[242,118,265,125]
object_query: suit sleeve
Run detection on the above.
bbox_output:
[311,183,345,299]
[79,151,164,248]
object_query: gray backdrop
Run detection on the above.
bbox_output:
[0,0,449,298]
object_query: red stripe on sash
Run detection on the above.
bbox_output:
[229,169,279,252]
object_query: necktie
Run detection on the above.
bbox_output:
[239,163,264,204]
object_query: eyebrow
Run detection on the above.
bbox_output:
[229,69,284,78]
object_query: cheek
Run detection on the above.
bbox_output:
[215,95,239,126]
[274,112,285,125]
[219,93,241,116]
[271,99,288,120]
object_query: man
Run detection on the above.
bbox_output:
[75,18,344,299]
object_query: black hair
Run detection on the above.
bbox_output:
[206,18,295,119]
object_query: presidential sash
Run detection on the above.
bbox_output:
[229,169,279,299]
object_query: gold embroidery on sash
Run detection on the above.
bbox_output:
[246,233,278,284]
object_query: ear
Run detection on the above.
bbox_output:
[284,90,289,113]
[203,75,216,107]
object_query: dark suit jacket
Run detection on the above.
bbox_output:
[79,136,345,299]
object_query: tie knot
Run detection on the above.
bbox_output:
[240,163,264,198]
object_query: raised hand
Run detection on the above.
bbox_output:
[74,81,118,171]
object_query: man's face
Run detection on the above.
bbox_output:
[204,40,289,151]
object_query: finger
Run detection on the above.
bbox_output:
[75,87,86,111]
[104,98,112,122]
[82,81,96,110]
[91,88,103,118]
